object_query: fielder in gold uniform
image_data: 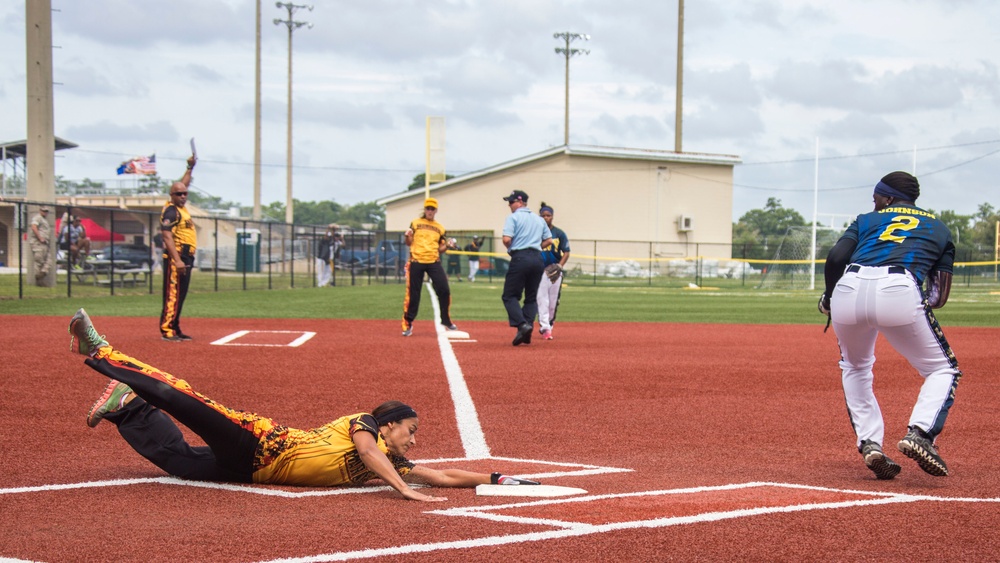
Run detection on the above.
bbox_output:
[401,197,458,336]
[160,155,198,341]
[70,309,538,501]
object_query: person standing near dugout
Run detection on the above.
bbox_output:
[536,202,570,340]
[29,205,52,285]
[500,190,552,346]
[465,236,482,282]
[401,197,458,336]
[819,171,961,480]
[160,154,197,342]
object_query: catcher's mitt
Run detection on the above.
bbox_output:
[544,263,562,282]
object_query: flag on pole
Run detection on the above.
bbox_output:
[116,154,157,175]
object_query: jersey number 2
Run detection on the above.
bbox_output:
[878,215,919,243]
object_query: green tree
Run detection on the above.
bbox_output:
[260,199,385,230]
[737,197,807,238]
[407,173,455,191]
[966,203,1000,259]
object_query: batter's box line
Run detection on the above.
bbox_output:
[0,477,405,498]
[427,480,1000,524]
[0,457,629,500]
[211,330,316,347]
[252,483,1000,563]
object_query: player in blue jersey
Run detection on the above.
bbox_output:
[819,171,961,480]
[536,202,571,340]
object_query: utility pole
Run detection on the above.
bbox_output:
[274,2,312,226]
[675,0,684,153]
[253,0,262,220]
[553,32,589,146]
[25,0,56,287]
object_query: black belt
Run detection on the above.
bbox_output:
[510,248,539,255]
[847,264,905,275]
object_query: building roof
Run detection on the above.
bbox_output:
[377,144,742,206]
[0,136,79,160]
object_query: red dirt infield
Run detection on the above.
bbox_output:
[1,314,998,561]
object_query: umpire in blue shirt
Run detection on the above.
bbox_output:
[501,190,552,346]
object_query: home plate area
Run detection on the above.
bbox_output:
[210,330,316,347]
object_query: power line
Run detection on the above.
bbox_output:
[740,138,1000,166]
[73,137,1000,186]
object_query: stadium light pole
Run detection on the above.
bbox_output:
[274,2,312,226]
[675,0,684,153]
[553,32,589,146]
[253,0,262,220]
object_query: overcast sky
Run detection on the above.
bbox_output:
[2,0,998,226]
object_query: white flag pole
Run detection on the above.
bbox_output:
[810,137,819,291]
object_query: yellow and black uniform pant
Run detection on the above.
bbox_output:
[160,250,194,337]
[85,347,267,482]
[402,260,452,329]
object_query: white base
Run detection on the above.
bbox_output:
[445,330,471,339]
[475,484,588,497]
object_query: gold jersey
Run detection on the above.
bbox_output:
[409,217,446,263]
[252,413,414,486]
[160,202,197,251]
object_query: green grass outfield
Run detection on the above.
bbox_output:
[2,280,998,327]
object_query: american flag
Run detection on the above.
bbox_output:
[116,154,157,175]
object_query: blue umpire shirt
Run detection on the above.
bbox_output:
[503,207,551,252]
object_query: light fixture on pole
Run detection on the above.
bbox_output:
[274,1,312,226]
[553,32,589,146]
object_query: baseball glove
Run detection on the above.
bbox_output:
[544,263,562,282]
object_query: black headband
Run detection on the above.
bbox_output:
[374,404,418,426]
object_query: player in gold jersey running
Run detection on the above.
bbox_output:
[70,309,536,501]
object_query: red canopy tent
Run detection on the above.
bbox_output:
[55,217,125,243]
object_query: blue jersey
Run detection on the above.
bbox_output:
[841,204,955,284]
[541,225,570,266]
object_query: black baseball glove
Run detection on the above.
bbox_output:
[544,263,562,282]
[817,293,831,316]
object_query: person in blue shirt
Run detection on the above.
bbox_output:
[820,171,961,480]
[500,190,552,346]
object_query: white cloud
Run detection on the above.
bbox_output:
[2,0,999,222]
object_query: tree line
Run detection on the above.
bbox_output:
[733,197,1000,261]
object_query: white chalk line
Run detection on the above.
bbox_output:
[252,481,1000,563]
[211,330,316,347]
[0,457,628,498]
[429,282,491,459]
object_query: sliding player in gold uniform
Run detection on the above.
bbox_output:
[70,309,536,501]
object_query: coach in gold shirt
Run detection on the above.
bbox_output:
[400,198,459,336]
[160,154,197,342]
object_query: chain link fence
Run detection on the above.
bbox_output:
[3,200,998,299]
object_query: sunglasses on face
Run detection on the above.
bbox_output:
[172,191,189,196]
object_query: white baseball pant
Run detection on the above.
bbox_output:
[536,270,562,333]
[831,265,961,449]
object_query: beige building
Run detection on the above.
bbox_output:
[378,145,741,259]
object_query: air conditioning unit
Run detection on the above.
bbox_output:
[677,215,693,232]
